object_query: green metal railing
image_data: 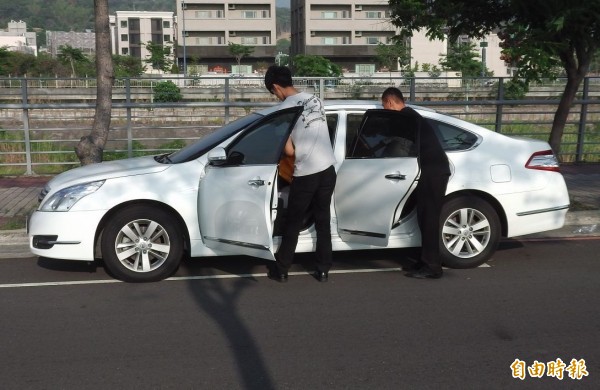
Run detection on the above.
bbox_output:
[0,75,598,175]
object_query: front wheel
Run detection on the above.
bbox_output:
[439,196,501,269]
[101,205,184,282]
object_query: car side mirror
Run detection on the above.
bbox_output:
[207,147,227,166]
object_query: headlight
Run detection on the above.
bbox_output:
[40,180,105,212]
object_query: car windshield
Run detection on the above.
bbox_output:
[161,113,264,164]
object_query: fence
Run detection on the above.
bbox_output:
[0,75,598,175]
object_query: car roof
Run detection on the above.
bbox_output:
[256,99,435,116]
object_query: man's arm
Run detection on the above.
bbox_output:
[284,136,295,157]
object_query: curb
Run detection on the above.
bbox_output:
[565,210,600,225]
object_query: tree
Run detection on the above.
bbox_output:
[228,42,254,72]
[0,47,10,75]
[75,0,113,165]
[439,42,486,78]
[154,80,183,102]
[388,0,600,155]
[276,38,291,54]
[375,37,411,78]
[292,55,342,77]
[144,41,174,73]
[422,63,442,78]
[113,54,145,77]
[57,45,89,77]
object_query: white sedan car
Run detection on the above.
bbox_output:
[29,101,570,282]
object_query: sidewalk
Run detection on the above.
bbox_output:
[1,164,599,257]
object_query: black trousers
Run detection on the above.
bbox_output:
[416,173,450,274]
[275,165,337,273]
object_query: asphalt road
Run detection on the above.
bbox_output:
[1,237,599,389]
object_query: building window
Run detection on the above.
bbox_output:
[151,19,163,30]
[355,63,376,74]
[197,10,225,18]
[365,11,383,18]
[242,37,258,44]
[196,37,225,45]
[121,48,129,55]
[163,21,170,28]
[242,11,257,18]
[164,35,171,42]
[129,18,140,31]
[321,11,338,19]
[366,37,380,44]
[322,37,338,45]
[129,34,141,44]
[120,20,127,28]
[121,34,128,42]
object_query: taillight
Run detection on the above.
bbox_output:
[525,150,560,172]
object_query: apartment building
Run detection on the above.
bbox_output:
[291,0,397,72]
[175,0,277,73]
[113,11,176,73]
[0,20,37,56]
[171,0,508,77]
[46,30,95,57]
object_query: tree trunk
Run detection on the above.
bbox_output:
[548,46,592,157]
[548,76,582,157]
[75,0,114,165]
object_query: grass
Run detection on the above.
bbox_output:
[0,216,26,230]
[0,130,190,175]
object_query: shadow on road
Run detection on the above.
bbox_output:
[184,257,276,390]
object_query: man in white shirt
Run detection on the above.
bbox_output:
[264,65,337,282]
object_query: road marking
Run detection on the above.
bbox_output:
[0,265,490,288]
[0,279,122,288]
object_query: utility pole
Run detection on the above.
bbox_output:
[480,41,488,77]
[181,0,187,75]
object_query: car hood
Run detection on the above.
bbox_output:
[46,155,170,190]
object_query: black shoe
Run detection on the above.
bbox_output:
[404,268,443,279]
[267,268,288,283]
[313,270,329,282]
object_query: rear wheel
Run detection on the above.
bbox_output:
[101,205,184,282]
[439,196,501,269]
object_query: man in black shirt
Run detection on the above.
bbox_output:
[381,87,451,279]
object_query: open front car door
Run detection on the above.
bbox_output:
[199,107,303,260]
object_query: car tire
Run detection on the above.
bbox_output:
[439,196,500,269]
[101,205,184,282]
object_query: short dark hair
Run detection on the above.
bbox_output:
[264,65,293,92]
[381,87,405,102]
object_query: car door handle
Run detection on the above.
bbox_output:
[248,179,265,187]
[385,173,406,180]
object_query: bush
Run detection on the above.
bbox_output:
[503,79,529,100]
[153,81,182,102]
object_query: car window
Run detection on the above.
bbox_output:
[426,118,479,151]
[225,109,300,165]
[345,113,365,157]
[326,113,338,146]
[167,114,262,163]
[348,111,417,159]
